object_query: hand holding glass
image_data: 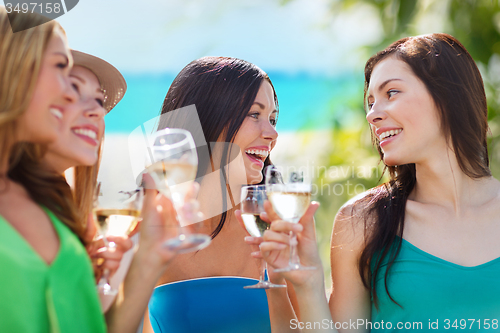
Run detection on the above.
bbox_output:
[146,128,210,253]
[240,185,286,289]
[93,183,143,295]
[265,166,315,272]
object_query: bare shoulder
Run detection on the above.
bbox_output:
[329,190,375,324]
[331,189,378,249]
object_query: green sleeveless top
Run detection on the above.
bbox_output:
[0,207,106,333]
[371,237,500,332]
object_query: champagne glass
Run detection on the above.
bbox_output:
[265,165,315,272]
[146,128,211,253]
[93,182,143,295]
[240,185,286,289]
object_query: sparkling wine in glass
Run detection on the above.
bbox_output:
[93,183,143,295]
[265,166,315,272]
[241,185,286,289]
[146,128,211,253]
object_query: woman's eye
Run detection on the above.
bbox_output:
[248,112,259,119]
[388,90,399,98]
[270,118,277,126]
[57,62,68,69]
[367,102,374,110]
[71,83,80,94]
[96,98,104,107]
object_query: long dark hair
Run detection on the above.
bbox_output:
[359,33,491,307]
[158,56,278,239]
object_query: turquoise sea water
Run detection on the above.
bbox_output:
[104,71,364,134]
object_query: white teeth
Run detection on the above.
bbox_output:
[73,128,97,140]
[50,108,62,119]
[379,129,402,140]
[244,149,269,160]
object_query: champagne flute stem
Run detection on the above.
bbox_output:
[259,258,266,282]
[97,268,118,295]
[98,268,111,286]
[289,231,300,266]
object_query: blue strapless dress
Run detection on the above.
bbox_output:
[149,276,272,333]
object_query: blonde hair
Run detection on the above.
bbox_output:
[73,141,103,232]
[0,8,60,170]
[1,9,89,242]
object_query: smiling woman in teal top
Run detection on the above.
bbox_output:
[327,33,500,331]
[257,32,500,332]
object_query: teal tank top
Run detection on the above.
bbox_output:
[371,237,500,332]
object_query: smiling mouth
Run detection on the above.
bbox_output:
[379,129,402,141]
[50,108,63,120]
[245,149,268,163]
[73,128,98,141]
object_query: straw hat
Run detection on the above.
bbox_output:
[71,50,127,113]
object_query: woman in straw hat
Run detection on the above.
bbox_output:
[44,50,181,333]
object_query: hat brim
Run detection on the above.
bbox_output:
[71,50,127,113]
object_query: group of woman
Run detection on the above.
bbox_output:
[1,5,499,333]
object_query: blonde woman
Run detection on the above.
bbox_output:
[0,8,104,332]
[1,8,179,333]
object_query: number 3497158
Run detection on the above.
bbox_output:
[5,3,62,14]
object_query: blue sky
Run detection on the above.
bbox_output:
[58,0,383,75]
[55,0,390,135]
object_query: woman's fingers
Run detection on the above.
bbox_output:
[244,236,263,246]
[100,258,121,274]
[269,220,303,234]
[142,173,157,191]
[250,252,263,259]
[106,235,133,252]
[91,236,132,278]
[262,229,291,245]
[259,211,271,223]
[299,201,320,231]
[259,241,288,253]
[263,200,281,222]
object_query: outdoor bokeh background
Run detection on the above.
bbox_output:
[58,0,500,291]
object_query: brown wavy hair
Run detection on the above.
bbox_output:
[359,33,490,307]
[8,145,86,242]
